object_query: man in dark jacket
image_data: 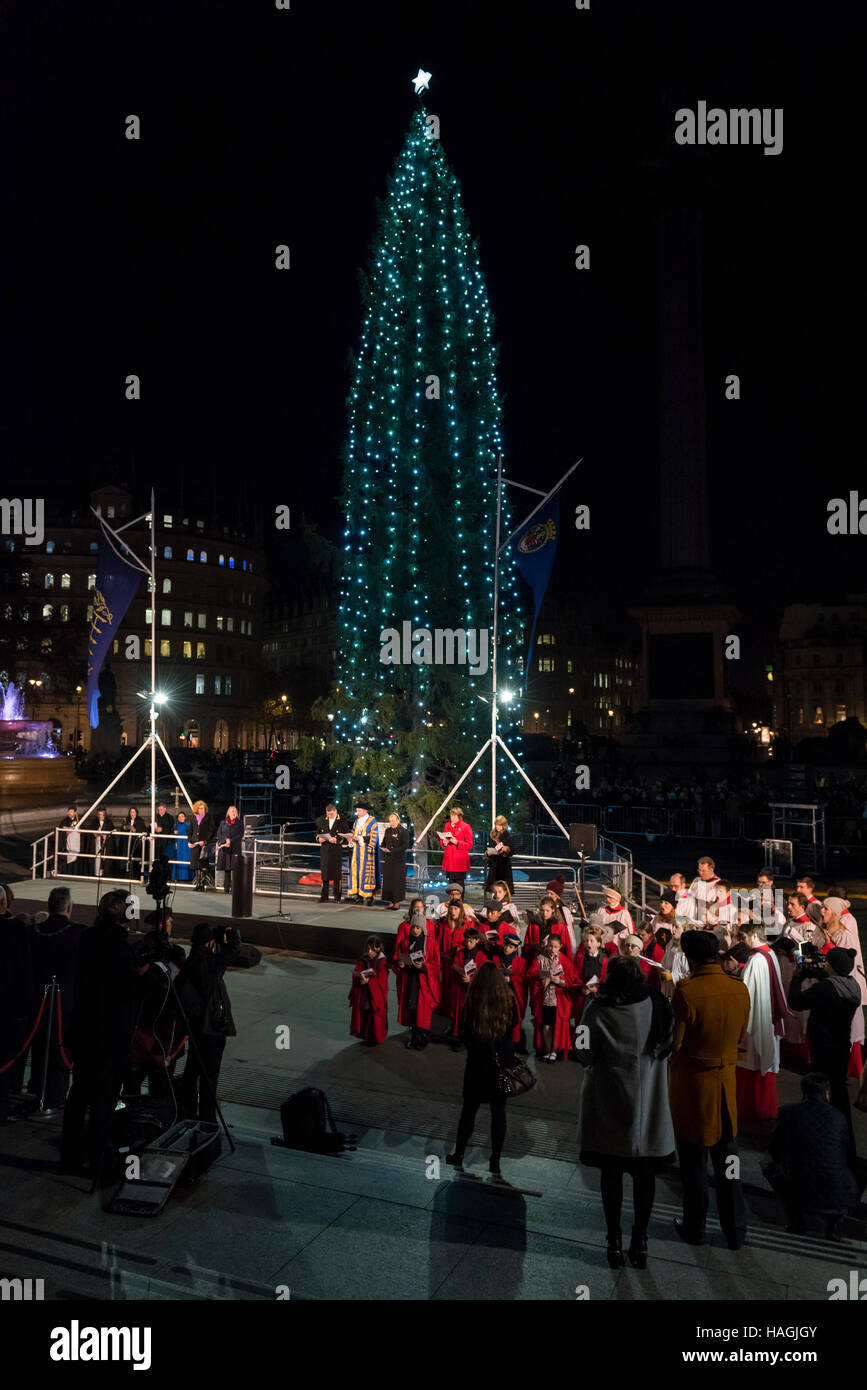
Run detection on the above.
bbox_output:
[60,890,143,1176]
[27,885,84,1111]
[315,803,347,902]
[177,923,240,1122]
[788,946,861,1156]
[765,1072,859,1237]
[0,885,35,1124]
[148,803,175,861]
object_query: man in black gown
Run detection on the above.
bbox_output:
[315,804,346,902]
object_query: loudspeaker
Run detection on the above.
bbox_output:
[232,942,262,969]
[569,823,598,856]
[243,814,268,833]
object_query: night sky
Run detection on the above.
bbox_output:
[1,0,863,666]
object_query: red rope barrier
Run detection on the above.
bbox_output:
[0,996,47,1074]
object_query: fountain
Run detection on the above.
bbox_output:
[0,681,85,803]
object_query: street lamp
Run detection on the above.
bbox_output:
[27,677,43,719]
[75,683,83,748]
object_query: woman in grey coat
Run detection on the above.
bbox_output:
[576,955,675,1270]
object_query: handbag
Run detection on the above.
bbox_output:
[497,1060,536,1097]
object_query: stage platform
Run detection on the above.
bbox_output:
[6,879,461,961]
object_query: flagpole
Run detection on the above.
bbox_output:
[498,457,582,555]
[149,491,157,878]
[491,456,503,827]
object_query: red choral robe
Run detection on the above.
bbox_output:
[393,934,441,1030]
[348,955,390,1044]
[438,920,477,1015]
[449,944,487,1035]
[527,952,576,1054]
[571,945,608,1023]
[441,819,473,873]
[640,940,665,988]
[495,954,528,1040]
[523,918,575,963]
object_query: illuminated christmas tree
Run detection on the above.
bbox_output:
[330,84,524,836]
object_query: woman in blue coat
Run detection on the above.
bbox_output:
[173,810,193,882]
[216,805,244,894]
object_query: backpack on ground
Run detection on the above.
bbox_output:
[273,1086,356,1155]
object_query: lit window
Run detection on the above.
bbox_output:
[225,675,232,695]
[46,540,55,554]
[186,548,194,561]
[566,659,573,673]
[197,613,206,629]
[61,573,70,589]
[45,573,54,588]
[196,642,205,659]
[160,639,171,657]
[41,637,52,654]
[89,542,98,552]
[214,675,222,694]
[218,554,225,566]
[161,609,171,626]
[196,520,204,532]
[183,640,192,659]
[163,515,173,529]
[20,571,30,586]
[813,706,824,726]
[538,657,554,672]
[228,556,234,569]
[42,603,53,620]
[184,611,193,627]
[162,578,171,594]
[60,604,69,622]
[836,704,847,722]
[112,639,119,653]
[242,560,247,571]
[163,546,172,559]
[85,605,92,622]
[216,616,224,631]
[227,616,234,632]
[106,504,115,519]
[144,638,152,656]
[200,551,207,563]
[145,608,152,624]
[195,673,205,694]
[87,573,96,590]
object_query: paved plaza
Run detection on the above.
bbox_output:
[1,940,866,1302]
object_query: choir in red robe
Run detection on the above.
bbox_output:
[348,938,390,1046]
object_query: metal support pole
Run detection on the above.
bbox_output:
[495,735,571,840]
[491,455,502,827]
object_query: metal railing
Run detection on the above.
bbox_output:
[31,827,196,885]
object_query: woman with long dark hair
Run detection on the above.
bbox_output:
[447,962,516,1178]
[577,955,675,1270]
[120,806,145,879]
[484,815,514,894]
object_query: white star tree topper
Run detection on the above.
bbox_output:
[412,68,432,95]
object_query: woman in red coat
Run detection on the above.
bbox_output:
[393,911,441,1050]
[439,806,473,889]
[638,922,666,989]
[527,933,575,1061]
[349,935,390,1046]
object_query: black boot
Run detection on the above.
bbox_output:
[627,1227,648,1270]
[606,1232,625,1269]
[224,871,232,894]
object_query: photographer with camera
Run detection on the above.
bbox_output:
[176,923,240,1122]
[60,890,144,1178]
[789,944,861,1157]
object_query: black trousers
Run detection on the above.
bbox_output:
[811,1045,856,1162]
[677,1093,746,1245]
[600,1166,657,1240]
[61,1053,127,1169]
[320,857,342,900]
[180,1033,226,1123]
[447,871,467,889]
[455,1091,507,1164]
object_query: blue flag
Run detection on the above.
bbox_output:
[511,491,560,690]
[86,527,142,728]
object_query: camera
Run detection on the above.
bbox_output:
[795,940,826,980]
